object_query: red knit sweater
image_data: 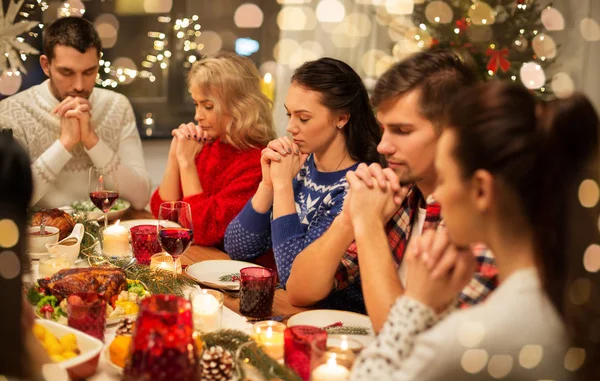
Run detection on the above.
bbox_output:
[150,138,263,248]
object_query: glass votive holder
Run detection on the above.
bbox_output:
[310,349,352,381]
[239,267,276,319]
[38,253,70,278]
[326,335,364,357]
[66,293,107,342]
[284,326,328,381]
[190,289,223,333]
[99,221,131,259]
[252,321,286,361]
[123,295,198,381]
[150,252,175,273]
[130,225,162,265]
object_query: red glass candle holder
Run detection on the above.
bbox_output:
[284,325,327,381]
[66,293,106,342]
[123,295,199,381]
[130,224,162,265]
[239,267,275,319]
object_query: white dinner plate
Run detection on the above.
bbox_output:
[119,219,180,230]
[287,309,375,347]
[185,260,264,291]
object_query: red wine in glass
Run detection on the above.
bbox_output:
[158,228,194,257]
[89,166,119,227]
[89,190,119,213]
[158,202,194,267]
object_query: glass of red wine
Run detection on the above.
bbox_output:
[157,201,193,273]
[88,165,119,228]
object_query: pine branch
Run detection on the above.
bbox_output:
[202,329,303,381]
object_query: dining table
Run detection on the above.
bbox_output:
[73,208,309,380]
[122,208,309,318]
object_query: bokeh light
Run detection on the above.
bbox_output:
[385,0,414,15]
[569,278,592,306]
[578,179,599,208]
[316,0,345,23]
[583,244,600,273]
[425,1,453,24]
[580,18,600,42]
[468,2,496,26]
[195,31,223,56]
[564,347,586,372]
[94,13,120,49]
[0,251,20,280]
[551,72,575,99]
[487,355,513,379]
[234,3,264,28]
[518,344,543,369]
[457,321,486,348]
[0,219,19,248]
[144,0,173,13]
[0,71,22,96]
[520,62,546,90]
[461,349,489,374]
[541,7,565,31]
[532,34,557,59]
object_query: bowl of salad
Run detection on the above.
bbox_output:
[71,199,130,221]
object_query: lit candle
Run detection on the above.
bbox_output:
[102,220,129,257]
[191,290,223,332]
[311,353,350,381]
[253,321,285,361]
[38,253,70,278]
[150,252,175,273]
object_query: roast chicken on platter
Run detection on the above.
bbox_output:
[38,267,127,302]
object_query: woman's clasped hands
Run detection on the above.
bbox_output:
[260,137,309,188]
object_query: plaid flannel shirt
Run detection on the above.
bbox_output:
[334,186,498,308]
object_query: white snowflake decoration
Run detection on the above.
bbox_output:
[0,0,40,75]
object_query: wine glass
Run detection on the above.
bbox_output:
[88,165,119,227]
[157,201,194,272]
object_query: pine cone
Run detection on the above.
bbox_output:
[115,317,135,336]
[200,346,234,381]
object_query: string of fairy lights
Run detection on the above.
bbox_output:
[2,0,203,91]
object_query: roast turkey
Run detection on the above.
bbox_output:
[38,267,127,302]
[30,209,75,240]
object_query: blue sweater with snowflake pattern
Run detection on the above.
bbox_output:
[224,154,365,312]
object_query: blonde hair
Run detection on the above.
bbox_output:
[187,52,276,150]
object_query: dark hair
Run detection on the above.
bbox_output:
[0,131,33,378]
[373,48,478,129]
[291,58,382,165]
[446,81,599,315]
[43,16,102,60]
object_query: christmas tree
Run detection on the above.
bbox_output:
[410,0,561,96]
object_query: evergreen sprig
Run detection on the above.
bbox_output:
[202,329,302,381]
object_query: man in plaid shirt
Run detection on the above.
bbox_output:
[285,49,498,330]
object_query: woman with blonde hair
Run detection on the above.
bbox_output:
[151,52,276,247]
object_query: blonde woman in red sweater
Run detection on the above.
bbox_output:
[151,52,276,248]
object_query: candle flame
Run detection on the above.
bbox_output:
[99,175,104,189]
[266,326,273,339]
[341,335,349,351]
[327,353,338,367]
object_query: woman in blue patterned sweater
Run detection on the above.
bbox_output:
[224,58,382,313]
